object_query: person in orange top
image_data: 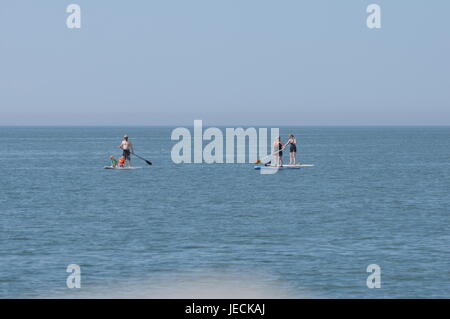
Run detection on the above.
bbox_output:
[118,156,126,168]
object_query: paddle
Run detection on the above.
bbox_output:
[132,153,152,166]
[256,144,288,164]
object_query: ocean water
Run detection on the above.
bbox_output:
[0,126,449,298]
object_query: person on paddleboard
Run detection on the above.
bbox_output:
[110,155,118,168]
[118,156,126,168]
[273,137,284,167]
[119,135,134,167]
[286,134,297,165]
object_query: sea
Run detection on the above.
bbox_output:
[0,126,449,298]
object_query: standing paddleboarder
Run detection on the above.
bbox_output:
[286,133,298,165]
[119,134,134,167]
[273,136,284,167]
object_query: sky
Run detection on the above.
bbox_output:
[1,0,449,126]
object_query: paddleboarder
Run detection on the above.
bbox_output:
[286,134,297,165]
[119,134,134,167]
[109,155,118,168]
[273,136,284,167]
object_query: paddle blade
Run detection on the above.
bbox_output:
[132,153,152,166]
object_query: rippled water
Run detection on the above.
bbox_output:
[1,126,449,298]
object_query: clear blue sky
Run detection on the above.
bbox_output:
[1,0,449,125]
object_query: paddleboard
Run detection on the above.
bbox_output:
[104,166,142,170]
[254,164,314,170]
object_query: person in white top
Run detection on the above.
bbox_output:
[273,137,284,167]
[119,135,134,167]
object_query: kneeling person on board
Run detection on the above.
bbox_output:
[118,156,126,168]
[110,155,118,168]
[119,134,134,167]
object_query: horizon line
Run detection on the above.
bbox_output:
[1,124,450,128]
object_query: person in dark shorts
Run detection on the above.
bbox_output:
[287,133,298,165]
[123,149,131,161]
[119,134,134,167]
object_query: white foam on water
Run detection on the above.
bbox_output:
[47,270,315,299]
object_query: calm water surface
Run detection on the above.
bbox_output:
[0,126,449,298]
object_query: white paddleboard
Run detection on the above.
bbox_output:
[254,164,314,170]
[104,166,143,170]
